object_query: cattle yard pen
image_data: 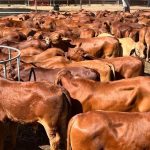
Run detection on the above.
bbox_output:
[0,4,150,150]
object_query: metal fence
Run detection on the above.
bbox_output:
[0,0,149,5]
[0,45,20,81]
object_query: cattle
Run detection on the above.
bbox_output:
[33,58,114,82]
[79,28,95,38]
[0,78,71,150]
[70,36,120,58]
[34,56,70,69]
[97,33,143,56]
[19,46,43,57]
[21,48,65,63]
[56,71,150,112]
[12,66,99,82]
[67,111,150,150]
[139,27,150,61]
[67,47,92,61]
[67,49,144,80]
[12,39,49,50]
[118,37,145,58]
[100,56,144,79]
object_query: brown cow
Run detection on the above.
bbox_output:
[70,36,120,58]
[79,28,95,38]
[100,56,144,79]
[0,78,71,150]
[139,27,150,61]
[56,71,150,112]
[21,48,65,63]
[67,49,144,80]
[34,59,114,82]
[68,60,115,82]
[12,39,49,50]
[67,47,90,61]
[67,111,150,150]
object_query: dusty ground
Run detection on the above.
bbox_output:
[0,4,150,13]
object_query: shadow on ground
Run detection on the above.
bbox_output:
[4,124,50,150]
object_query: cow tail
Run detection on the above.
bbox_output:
[107,63,115,80]
[67,115,78,150]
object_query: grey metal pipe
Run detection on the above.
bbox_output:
[0,45,20,81]
[122,0,130,8]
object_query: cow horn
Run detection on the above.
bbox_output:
[62,37,69,41]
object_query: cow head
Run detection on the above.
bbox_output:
[135,42,146,59]
[67,47,94,61]
[54,70,73,86]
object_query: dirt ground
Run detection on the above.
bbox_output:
[0,4,150,13]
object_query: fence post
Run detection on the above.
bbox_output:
[80,0,82,9]
[35,0,37,12]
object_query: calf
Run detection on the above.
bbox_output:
[0,78,71,150]
[67,111,150,150]
[56,71,150,112]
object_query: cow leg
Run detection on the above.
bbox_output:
[0,123,5,150]
[40,120,61,150]
[9,122,18,149]
[0,138,4,150]
[146,44,150,62]
[59,116,68,150]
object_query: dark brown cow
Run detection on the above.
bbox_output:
[0,78,71,150]
[56,71,150,112]
[67,111,150,150]
[12,66,99,82]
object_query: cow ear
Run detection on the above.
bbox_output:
[130,49,135,56]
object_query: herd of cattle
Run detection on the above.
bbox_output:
[0,9,150,150]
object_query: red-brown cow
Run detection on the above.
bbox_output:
[56,71,150,112]
[67,111,150,150]
[100,56,144,79]
[70,36,120,58]
[0,78,71,150]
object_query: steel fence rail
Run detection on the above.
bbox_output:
[0,45,20,81]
